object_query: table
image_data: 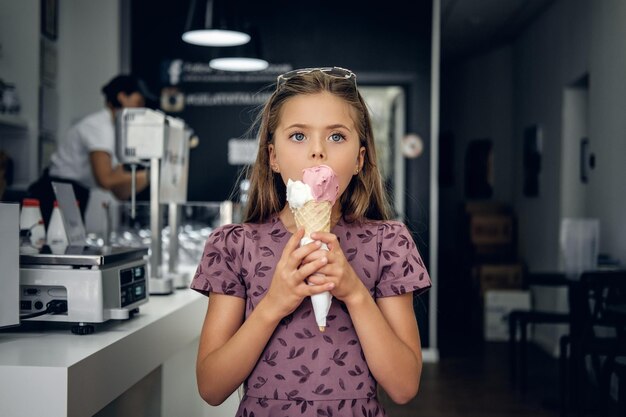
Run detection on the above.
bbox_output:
[0,289,206,417]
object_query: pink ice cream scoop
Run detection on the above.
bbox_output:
[301,165,339,204]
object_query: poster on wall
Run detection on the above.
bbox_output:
[157,60,291,202]
[41,0,58,40]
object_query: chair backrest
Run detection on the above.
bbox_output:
[569,270,626,342]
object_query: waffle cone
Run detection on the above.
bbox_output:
[293,201,332,238]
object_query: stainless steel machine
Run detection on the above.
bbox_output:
[116,108,192,293]
[0,203,20,329]
[19,246,149,334]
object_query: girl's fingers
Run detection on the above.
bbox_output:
[310,231,338,246]
[296,255,328,281]
[301,248,329,265]
[305,281,335,295]
[285,232,320,268]
[284,228,305,253]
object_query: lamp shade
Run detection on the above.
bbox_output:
[182,0,250,47]
[209,57,268,72]
[209,29,269,72]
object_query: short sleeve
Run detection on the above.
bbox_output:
[190,223,246,298]
[375,222,431,298]
[79,115,115,155]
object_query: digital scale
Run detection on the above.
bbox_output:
[18,182,149,334]
[19,246,149,334]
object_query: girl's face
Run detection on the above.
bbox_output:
[269,92,365,202]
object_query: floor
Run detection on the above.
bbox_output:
[381,342,562,417]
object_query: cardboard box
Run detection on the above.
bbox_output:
[478,263,524,294]
[484,289,531,341]
[470,214,513,246]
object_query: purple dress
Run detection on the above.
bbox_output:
[191,216,431,417]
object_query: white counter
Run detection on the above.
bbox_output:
[0,289,207,417]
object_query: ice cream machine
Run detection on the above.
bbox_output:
[115,108,191,294]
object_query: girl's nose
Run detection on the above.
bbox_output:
[309,138,326,160]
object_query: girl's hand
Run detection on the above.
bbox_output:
[262,228,335,320]
[305,231,367,305]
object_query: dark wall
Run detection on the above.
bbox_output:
[131,0,433,344]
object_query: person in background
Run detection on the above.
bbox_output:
[191,67,431,416]
[28,74,151,226]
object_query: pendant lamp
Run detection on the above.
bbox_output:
[209,28,269,72]
[182,0,250,47]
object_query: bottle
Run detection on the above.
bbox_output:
[20,198,46,252]
[47,201,68,254]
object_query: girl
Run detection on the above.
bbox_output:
[191,67,431,417]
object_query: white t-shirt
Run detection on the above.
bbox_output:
[49,109,119,189]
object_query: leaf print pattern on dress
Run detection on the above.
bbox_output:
[357,230,376,243]
[295,328,316,339]
[331,349,348,366]
[190,219,430,414]
[292,365,313,383]
[317,405,334,416]
[269,229,287,243]
[259,246,274,257]
[205,250,222,267]
[252,285,267,297]
[312,384,333,396]
[221,281,237,295]
[263,351,278,366]
[348,365,364,377]
[287,346,305,359]
[380,249,399,262]
[254,262,271,277]
[252,376,267,389]
[397,233,411,250]
[402,260,414,277]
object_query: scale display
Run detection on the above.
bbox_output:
[120,265,147,307]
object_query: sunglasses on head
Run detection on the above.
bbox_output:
[276,67,357,90]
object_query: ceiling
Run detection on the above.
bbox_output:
[441,0,555,63]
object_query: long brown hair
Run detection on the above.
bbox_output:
[243,70,392,223]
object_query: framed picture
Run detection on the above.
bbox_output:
[41,0,58,40]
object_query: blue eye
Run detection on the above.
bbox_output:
[290,132,306,142]
[329,133,346,143]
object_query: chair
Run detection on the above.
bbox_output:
[560,269,626,417]
[508,272,572,391]
[613,357,626,416]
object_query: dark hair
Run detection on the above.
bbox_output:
[243,70,392,224]
[101,75,148,108]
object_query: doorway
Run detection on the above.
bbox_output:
[360,86,406,220]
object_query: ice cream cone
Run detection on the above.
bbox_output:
[293,200,333,332]
[286,165,338,333]
[293,200,332,238]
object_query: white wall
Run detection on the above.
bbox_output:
[513,0,626,270]
[512,0,592,272]
[560,87,588,221]
[56,0,122,234]
[0,0,40,186]
[587,0,626,265]
[57,0,121,138]
[0,0,120,188]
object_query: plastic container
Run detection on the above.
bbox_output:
[560,218,599,279]
[47,201,68,253]
[20,198,46,251]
